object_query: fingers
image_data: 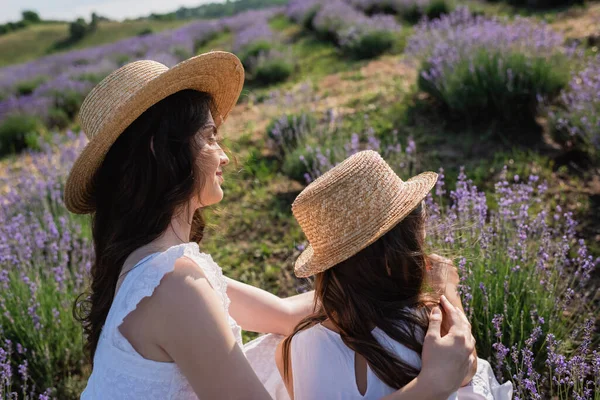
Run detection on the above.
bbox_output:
[439,295,459,326]
[425,306,442,341]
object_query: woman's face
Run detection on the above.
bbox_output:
[194,111,229,208]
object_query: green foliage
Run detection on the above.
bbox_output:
[301,6,321,30]
[266,113,317,156]
[150,0,288,21]
[549,110,600,165]
[193,31,220,52]
[172,46,192,61]
[239,40,274,68]
[0,20,29,35]
[137,27,154,36]
[48,90,85,119]
[14,76,47,96]
[425,0,451,19]
[399,0,451,23]
[418,49,570,124]
[69,18,89,42]
[282,146,314,182]
[21,10,41,24]
[501,0,584,8]
[0,10,41,36]
[74,72,107,85]
[2,268,86,396]
[254,57,294,85]
[89,12,100,32]
[47,107,71,130]
[0,114,43,156]
[341,30,396,60]
[114,54,131,66]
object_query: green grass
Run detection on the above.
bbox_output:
[0,19,191,67]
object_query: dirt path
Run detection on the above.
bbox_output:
[220,55,416,142]
[550,2,600,41]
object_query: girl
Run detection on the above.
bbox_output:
[66,52,477,399]
[276,150,513,399]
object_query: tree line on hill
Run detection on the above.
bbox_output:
[146,0,288,21]
[0,11,43,35]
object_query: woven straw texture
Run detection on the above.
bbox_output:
[64,51,244,214]
[292,150,438,278]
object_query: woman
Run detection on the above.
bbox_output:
[66,51,476,399]
[275,150,513,399]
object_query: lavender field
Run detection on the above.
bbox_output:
[0,0,599,398]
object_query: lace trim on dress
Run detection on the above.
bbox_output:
[108,242,242,354]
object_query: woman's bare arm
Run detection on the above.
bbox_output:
[226,277,314,336]
[154,257,271,399]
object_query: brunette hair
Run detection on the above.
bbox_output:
[283,203,436,389]
[73,89,214,363]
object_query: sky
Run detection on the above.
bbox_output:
[0,0,227,24]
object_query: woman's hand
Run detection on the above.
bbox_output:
[381,295,476,400]
[422,295,477,393]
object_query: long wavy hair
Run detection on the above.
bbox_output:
[73,89,215,363]
[283,203,437,389]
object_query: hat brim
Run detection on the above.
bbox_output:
[294,171,438,278]
[64,51,244,214]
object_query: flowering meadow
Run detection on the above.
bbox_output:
[0,8,281,138]
[406,7,570,125]
[548,55,600,164]
[286,0,402,59]
[0,0,599,398]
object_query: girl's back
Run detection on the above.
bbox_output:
[290,322,424,400]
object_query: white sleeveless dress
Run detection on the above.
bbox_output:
[81,242,243,399]
[80,241,512,399]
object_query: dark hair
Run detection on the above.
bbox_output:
[283,203,437,389]
[73,89,214,363]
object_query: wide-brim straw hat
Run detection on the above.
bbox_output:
[292,150,438,278]
[64,51,244,214]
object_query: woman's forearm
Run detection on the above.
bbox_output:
[381,374,452,400]
[225,277,314,335]
[282,291,315,330]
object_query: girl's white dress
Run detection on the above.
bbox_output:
[81,241,512,399]
[245,325,514,400]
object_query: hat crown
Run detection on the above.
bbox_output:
[291,150,438,277]
[292,151,404,257]
[79,60,168,141]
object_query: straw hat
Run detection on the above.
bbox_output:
[292,150,438,278]
[64,51,244,214]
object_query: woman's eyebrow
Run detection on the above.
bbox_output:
[200,124,217,135]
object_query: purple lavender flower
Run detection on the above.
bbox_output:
[548,55,600,161]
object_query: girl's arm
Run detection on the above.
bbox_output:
[225,277,314,336]
[275,296,476,400]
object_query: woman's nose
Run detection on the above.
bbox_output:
[220,150,229,166]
